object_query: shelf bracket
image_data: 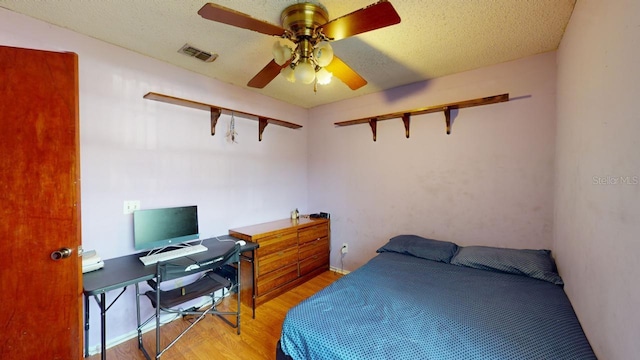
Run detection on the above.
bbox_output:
[444,107,451,135]
[369,118,378,142]
[258,117,268,142]
[210,107,221,136]
[402,113,411,138]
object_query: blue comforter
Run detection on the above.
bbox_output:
[281,252,596,359]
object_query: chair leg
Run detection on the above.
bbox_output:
[157,306,213,358]
[137,255,243,359]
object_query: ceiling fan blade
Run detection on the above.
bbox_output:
[198,3,286,36]
[247,60,288,88]
[318,1,401,41]
[325,56,367,90]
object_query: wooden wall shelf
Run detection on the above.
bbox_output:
[334,93,509,140]
[143,92,302,141]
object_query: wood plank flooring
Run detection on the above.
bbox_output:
[88,270,342,360]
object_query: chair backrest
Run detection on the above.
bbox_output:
[156,243,240,283]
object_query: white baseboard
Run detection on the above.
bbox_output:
[330,266,350,275]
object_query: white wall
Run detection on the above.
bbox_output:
[309,52,558,270]
[0,8,309,352]
[554,1,640,358]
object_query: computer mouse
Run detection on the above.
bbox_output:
[236,240,246,246]
[185,264,200,272]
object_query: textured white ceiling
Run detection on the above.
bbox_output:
[0,0,575,108]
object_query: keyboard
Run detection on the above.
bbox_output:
[139,244,208,266]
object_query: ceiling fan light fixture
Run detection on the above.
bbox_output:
[272,41,293,66]
[316,67,332,85]
[313,41,334,67]
[281,65,296,83]
[203,1,401,91]
[295,59,316,84]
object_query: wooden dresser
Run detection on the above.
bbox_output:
[229,217,330,307]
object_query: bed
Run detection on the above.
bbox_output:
[277,235,596,359]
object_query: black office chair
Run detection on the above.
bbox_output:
[135,244,241,359]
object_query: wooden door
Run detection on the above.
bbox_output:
[0,45,82,359]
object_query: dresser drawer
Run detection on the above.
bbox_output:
[256,262,298,296]
[298,222,329,245]
[299,252,329,276]
[299,237,329,261]
[255,229,297,257]
[257,246,298,277]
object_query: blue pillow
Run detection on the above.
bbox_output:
[450,246,564,285]
[376,235,458,263]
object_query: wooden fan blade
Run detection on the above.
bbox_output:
[324,55,367,90]
[198,3,286,36]
[318,1,401,41]
[247,60,288,88]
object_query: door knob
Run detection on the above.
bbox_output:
[51,247,73,260]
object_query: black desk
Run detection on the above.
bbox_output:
[82,236,258,359]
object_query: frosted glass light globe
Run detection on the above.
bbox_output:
[281,65,296,83]
[272,41,292,66]
[295,60,316,84]
[313,42,334,67]
[316,67,332,85]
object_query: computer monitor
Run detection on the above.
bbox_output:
[133,205,199,251]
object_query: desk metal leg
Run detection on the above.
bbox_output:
[100,293,106,360]
[89,293,108,360]
[88,287,128,360]
[236,259,242,334]
[84,294,90,358]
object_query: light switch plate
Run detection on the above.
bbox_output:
[123,200,140,214]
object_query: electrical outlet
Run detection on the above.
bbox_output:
[341,243,348,254]
[123,200,140,214]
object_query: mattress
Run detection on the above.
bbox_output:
[280,251,596,359]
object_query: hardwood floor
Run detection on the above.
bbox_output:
[89,270,342,360]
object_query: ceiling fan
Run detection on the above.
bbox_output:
[198,1,401,91]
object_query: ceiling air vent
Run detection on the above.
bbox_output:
[178,43,218,63]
